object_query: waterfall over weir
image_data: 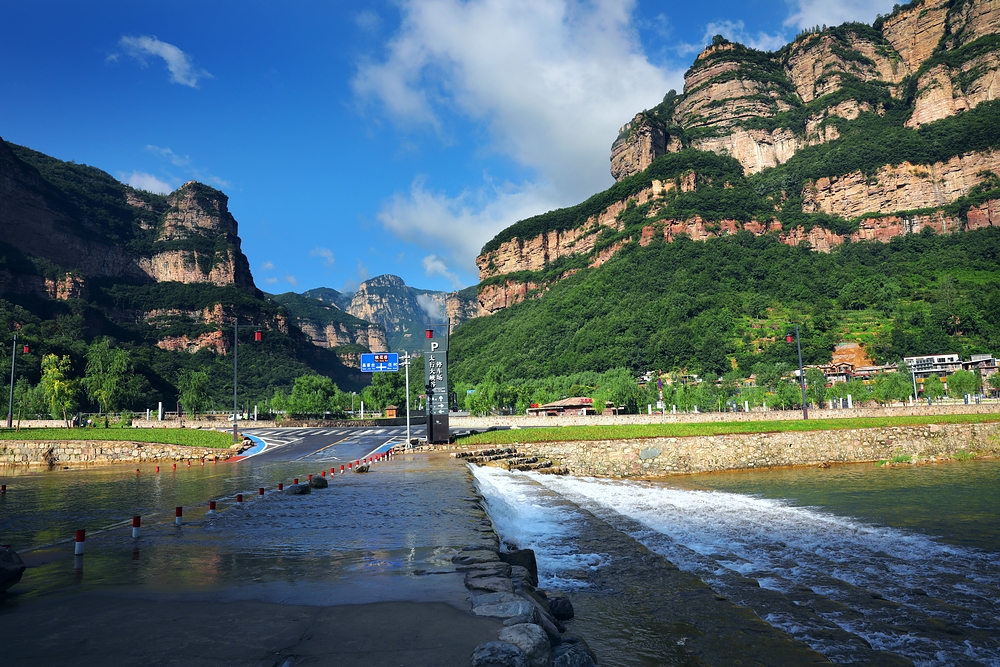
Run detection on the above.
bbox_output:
[472,464,1000,667]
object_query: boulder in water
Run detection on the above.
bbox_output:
[308,475,328,488]
[0,546,26,593]
[499,548,538,587]
[548,595,574,620]
[284,484,311,495]
[471,641,529,667]
[354,464,370,473]
[498,624,550,667]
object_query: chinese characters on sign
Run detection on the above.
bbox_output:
[360,352,399,372]
[424,331,449,416]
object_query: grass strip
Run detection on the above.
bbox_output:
[0,428,234,448]
[457,413,1000,446]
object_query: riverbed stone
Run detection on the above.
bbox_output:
[457,561,512,577]
[498,624,550,667]
[499,549,538,586]
[454,550,501,565]
[471,641,529,667]
[0,547,26,593]
[466,574,515,594]
[551,643,597,667]
[471,593,535,619]
[284,484,311,495]
[308,475,328,488]
[548,595,575,620]
[516,592,562,645]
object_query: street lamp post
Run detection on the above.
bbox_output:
[233,320,239,443]
[786,324,808,420]
[402,351,411,446]
[6,330,17,429]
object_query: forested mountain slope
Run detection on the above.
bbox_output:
[450,0,1000,383]
[0,138,364,411]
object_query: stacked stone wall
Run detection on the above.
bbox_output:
[512,422,1000,478]
[0,440,233,468]
[452,402,1000,429]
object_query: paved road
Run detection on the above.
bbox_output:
[243,425,426,463]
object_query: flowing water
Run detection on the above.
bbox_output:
[472,460,1000,667]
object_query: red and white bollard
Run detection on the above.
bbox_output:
[340,465,345,474]
[201,459,205,466]
[208,501,217,515]
[175,507,183,526]
[355,460,360,467]
[1,484,6,495]
[156,466,160,473]
[135,468,140,475]
[278,483,284,491]
[330,468,335,475]
[74,529,86,555]
[236,494,243,504]
[293,478,299,485]
[259,487,265,496]
[321,471,326,477]
[173,463,177,471]
[308,474,313,480]
[347,463,352,471]
[187,461,191,468]
[132,516,141,539]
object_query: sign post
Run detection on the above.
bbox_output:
[402,351,411,446]
[424,323,450,444]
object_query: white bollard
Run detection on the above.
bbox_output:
[74,529,86,555]
[848,394,853,408]
[175,507,183,526]
[132,516,141,539]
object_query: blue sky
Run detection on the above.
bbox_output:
[1,0,895,295]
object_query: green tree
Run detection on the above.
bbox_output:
[367,371,405,410]
[805,368,828,407]
[177,370,212,418]
[774,380,801,409]
[599,368,640,414]
[873,369,912,406]
[923,374,945,400]
[947,369,978,397]
[40,354,77,426]
[988,373,1000,396]
[81,339,137,415]
[287,375,342,417]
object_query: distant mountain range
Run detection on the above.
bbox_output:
[270,276,479,354]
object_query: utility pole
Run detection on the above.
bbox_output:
[402,351,411,446]
[796,323,808,420]
[787,324,808,420]
[6,329,17,429]
[233,320,239,443]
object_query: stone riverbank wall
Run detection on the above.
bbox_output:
[0,440,235,468]
[452,402,1000,429]
[513,421,1000,477]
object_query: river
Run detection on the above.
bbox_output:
[472,460,1000,667]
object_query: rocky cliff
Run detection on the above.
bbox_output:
[478,0,1000,315]
[268,291,389,352]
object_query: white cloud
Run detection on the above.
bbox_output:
[784,0,897,31]
[377,175,559,273]
[310,247,336,267]
[145,145,190,167]
[119,35,211,88]
[285,275,298,286]
[260,261,275,271]
[422,254,463,289]
[355,10,382,32]
[356,0,684,268]
[124,171,173,194]
[416,293,446,321]
[264,276,279,285]
[702,20,787,52]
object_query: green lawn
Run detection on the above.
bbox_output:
[0,428,235,448]
[457,413,1000,446]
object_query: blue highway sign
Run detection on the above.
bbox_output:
[361,352,399,372]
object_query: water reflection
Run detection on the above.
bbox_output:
[0,454,487,606]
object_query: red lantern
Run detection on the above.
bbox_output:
[22,345,29,354]
[785,334,794,343]
[253,330,262,342]
[425,329,433,339]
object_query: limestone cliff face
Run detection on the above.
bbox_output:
[0,142,256,296]
[607,0,1000,178]
[297,321,388,352]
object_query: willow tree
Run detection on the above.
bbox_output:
[41,354,77,426]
